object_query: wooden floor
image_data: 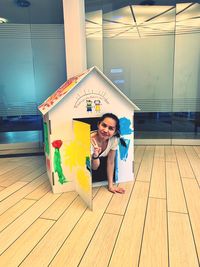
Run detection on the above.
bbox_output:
[0,145,199,267]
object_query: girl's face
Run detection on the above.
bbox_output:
[97,117,117,140]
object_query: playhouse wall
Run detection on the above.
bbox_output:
[47,69,135,193]
[42,113,53,188]
[48,111,76,194]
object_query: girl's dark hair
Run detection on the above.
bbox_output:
[98,113,127,147]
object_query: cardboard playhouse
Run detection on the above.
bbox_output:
[38,66,139,209]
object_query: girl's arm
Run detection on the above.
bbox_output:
[107,150,125,194]
[91,138,101,170]
[107,150,116,191]
[91,156,100,170]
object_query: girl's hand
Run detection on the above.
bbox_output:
[108,186,125,194]
[91,138,101,157]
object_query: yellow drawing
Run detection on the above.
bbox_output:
[94,100,101,113]
[64,120,92,207]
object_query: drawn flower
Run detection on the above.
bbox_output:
[52,139,68,185]
[52,140,63,149]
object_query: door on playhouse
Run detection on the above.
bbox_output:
[72,119,92,209]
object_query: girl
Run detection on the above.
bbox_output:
[91,113,126,193]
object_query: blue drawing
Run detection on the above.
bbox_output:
[115,150,119,182]
[119,139,130,161]
[119,117,133,135]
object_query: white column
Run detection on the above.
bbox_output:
[62,0,87,79]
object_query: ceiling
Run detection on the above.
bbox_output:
[86,2,200,38]
[0,0,199,24]
[85,0,200,12]
[0,0,199,38]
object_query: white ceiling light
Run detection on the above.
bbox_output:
[0,17,8,23]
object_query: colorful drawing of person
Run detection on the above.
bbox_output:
[94,100,101,113]
[91,113,127,194]
[86,100,93,112]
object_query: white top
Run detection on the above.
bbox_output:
[91,131,119,157]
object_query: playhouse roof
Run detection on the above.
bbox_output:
[38,66,140,115]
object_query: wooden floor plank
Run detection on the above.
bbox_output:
[174,146,195,178]
[139,198,168,267]
[166,162,187,213]
[79,214,123,267]
[184,146,200,179]
[0,166,25,183]
[0,218,54,267]
[20,165,46,182]
[41,191,78,221]
[106,181,134,215]
[0,165,38,187]
[184,146,199,159]
[182,178,200,261]
[0,199,35,232]
[193,146,200,157]
[134,162,140,177]
[0,157,23,163]
[154,145,165,160]
[165,145,176,162]
[134,146,146,163]
[168,212,199,267]
[92,187,100,197]
[0,191,60,254]
[0,162,21,176]
[20,196,87,267]
[48,187,113,267]
[149,159,166,199]
[137,146,155,182]
[109,181,149,267]
[0,181,27,201]
[22,156,45,167]
[0,157,20,166]
[25,180,51,200]
[0,173,47,216]
[0,186,5,191]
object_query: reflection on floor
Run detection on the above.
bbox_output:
[0,147,44,157]
[0,111,200,156]
[0,131,43,144]
[0,131,44,157]
[0,115,43,155]
[135,112,200,140]
[135,131,200,140]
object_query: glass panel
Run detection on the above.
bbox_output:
[102,2,176,141]
[172,3,200,141]
[85,1,200,144]
[0,0,66,151]
[30,0,66,108]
